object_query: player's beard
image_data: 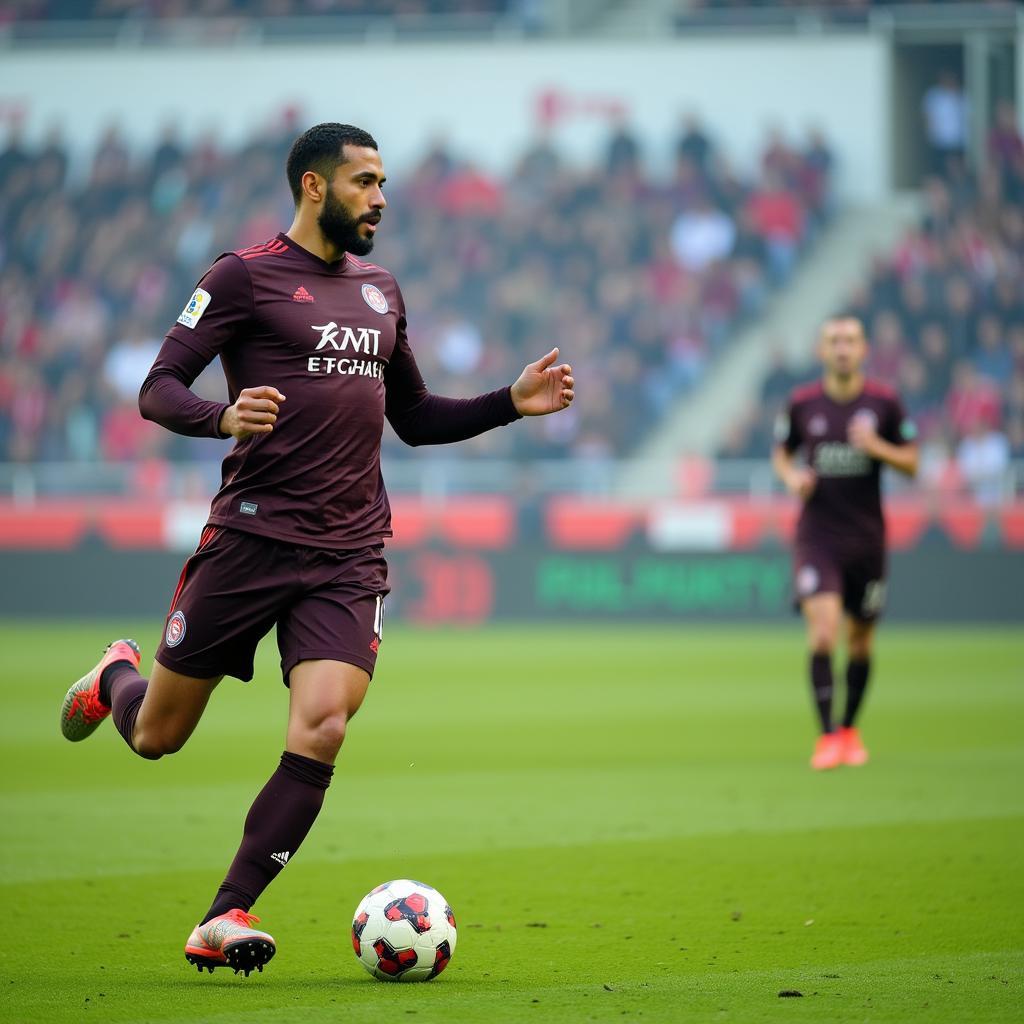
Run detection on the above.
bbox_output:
[318,191,375,256]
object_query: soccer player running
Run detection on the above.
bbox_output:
[59,124,574,975]
[772,316,918,771]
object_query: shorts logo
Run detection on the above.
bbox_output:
[862,580,887,616]
[361,283,389,315]
[796,565,820,596]
[808,414,828,436]
[166,610,187,647]
[176,288,211,329]
[370,595,385,653]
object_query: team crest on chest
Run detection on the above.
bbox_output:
[361,283,389,315]
[851,409,878,431]
[808,413,828,436]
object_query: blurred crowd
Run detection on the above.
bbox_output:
[728,96,1024,506]
[0,111,831,467]
[682,0,1015,12]
[0,0,513,21]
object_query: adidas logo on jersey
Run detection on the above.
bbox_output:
[292,286,315,303]
[271,850,290,867]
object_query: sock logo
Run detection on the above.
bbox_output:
[271,851,290,867]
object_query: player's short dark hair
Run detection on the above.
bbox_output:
[286,123,378,204]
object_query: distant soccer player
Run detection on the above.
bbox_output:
[772,316,917,770]
[59,124,574,974]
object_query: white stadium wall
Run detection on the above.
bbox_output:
[2,35,890,200]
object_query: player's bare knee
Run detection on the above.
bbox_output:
[848,635,872,661]
[809,624,837,655]
[132,730,167,760]
[301,712,348,759]
[133,725,188,759]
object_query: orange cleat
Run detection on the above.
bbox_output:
[60,639,141,742]
[185,909,276,976]
[810,731,844,771]
[837,726,869,766]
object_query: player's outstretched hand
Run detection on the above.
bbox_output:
[510,348,574,417]
[848,413,881,457]
[220,386,286,440]
[787,466,817,501]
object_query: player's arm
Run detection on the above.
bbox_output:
[848,403,919,478]
[772,444,816,500]
[139,256,285,441]
[771,402,815,499]
[384,309,573,447]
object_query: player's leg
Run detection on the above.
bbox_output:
[802,591,842,730]
[794,548,845,768]
[836,616,874,766]
[60,640,220,758]
[186,660,370,975]
[189,555,385,974]
[125,662,223,758]
[836,552,885,766]
[842,615,875,729]
[203,658,370,918]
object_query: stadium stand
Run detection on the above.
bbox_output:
[0,1,517,20]
[722,105,1023,505]
[0,113,831,466]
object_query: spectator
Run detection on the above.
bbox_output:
[972,314,1013,385]
[956,419,1011,507]
[746,169,805,283]
[605,113,641,177]
[922,70,968,176]
[988,100,1024,169]
[102,320,162,403]
[675,112,713,174]
[946,361,1001,438]
[669,196,736,273]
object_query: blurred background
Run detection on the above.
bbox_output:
[0,0,1021,623]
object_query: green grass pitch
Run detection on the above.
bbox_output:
[1,622,1021,1023]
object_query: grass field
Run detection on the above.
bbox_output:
[1,622,1021,1023]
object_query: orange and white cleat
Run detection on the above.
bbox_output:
[837,726,869,767]
[810,731,844,771]
[185,909,276,976]
[60,639,141,742]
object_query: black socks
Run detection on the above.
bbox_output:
[201,751,334,924]
[843,658,871,728]
[810,652,834,734]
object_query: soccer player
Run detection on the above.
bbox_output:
[59,124,574,975]
[771,316,917,771]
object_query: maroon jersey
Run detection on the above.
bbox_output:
[776,379,916,548]
[140,234,520,548]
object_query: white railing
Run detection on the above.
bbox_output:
[1,458,1021,504]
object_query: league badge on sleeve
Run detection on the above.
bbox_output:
[361,283,389,315]
[177,288,212,329]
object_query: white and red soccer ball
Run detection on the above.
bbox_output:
[351,879,457,982]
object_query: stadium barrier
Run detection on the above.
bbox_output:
[3,495,1021,623]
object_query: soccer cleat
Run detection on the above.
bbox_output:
[810,731,844,771]
[184,909,276,976]
[60,639,141,742]
[838,726,869,766]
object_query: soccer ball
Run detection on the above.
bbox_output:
[351,879,457,982]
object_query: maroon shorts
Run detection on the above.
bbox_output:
[792,539,887,622]
[155,526,389,684]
